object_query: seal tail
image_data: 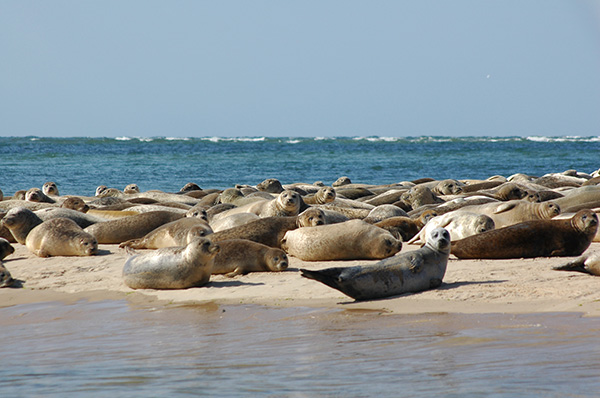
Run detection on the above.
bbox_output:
[300,267,362,300]
[552,258,587,274]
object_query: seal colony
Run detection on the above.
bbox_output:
[1,169,600,309]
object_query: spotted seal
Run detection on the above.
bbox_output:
[122,237,220,289]
[26,218,98,257]
[300,227,451,301]
[451,209,598,259]
[211,239,289,277]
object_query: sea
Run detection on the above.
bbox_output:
[1,135,600,397]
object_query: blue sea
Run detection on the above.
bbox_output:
[1,135,599,196]
[2,135,600,397]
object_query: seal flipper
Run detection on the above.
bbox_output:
[300,267,363,300]
[552,258,589,274]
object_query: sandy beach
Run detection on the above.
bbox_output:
[2,241,600,316]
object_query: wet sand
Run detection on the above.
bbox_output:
[2,241,600,316]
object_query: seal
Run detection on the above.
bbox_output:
[216,190,303,220]
[42,182,59,196]
[1,207,44,244]
[300,227,451,301]
[281,219,402,261]
[210,213,260,232]
[302,186,336,205]
[408,211,495,244]
[0,261,15,288]
[209,208,326,248]
[451,209,598,259]
[363,205,408,223]
[257,178,284,193]
[61,197,90,213]
[553,251,600,276]
[35,207,106,228]
[458,199,561,229]
[84,211,184,244]
[211,239,289,277]
[26,218,98,257]
[122,237,220,290]
[119,217,213,249]
[124,184,140,194]
[25,188,56,204]
[0,237,15,260]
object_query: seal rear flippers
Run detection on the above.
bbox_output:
[552,259,588,274]
[300,267,362,300]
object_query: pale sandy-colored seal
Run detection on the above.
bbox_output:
[211,239,289,277]
[281,219,402,261]
[214,190,303,220]
[1,207,44,244]
[42,181,59,196]
[408,212,495,244]
[25,188,56,204]
[0,261,15,288]
[122,237,220,290]
[26,218,98,257]
[300,227,451,301]
[119,217,213,249]
[35,207,106,229]
[209,208,326,248]
[553,251,600,276]
[451,209,598,259]
[0,237,15,260]
[210,213,260,232]
[457,199,561,229]
[363,205,408,223]
[124,184,140,194]
[84,211,183,244]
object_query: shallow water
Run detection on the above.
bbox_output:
[1,300,599,397]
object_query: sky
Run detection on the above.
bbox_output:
[1,1,599,138]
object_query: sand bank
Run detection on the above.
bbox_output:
[2,241,600,316]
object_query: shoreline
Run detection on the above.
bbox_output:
[2,242,600,317]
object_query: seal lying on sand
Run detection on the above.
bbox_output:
[0,262,15,288]
[0,237,15,260]
[1,207,44,244]
[84,211,183,244]
[300,227,451,301]
[211,239,289,277]
[281,219,402,261]
[451,209,598,259]
[408,212,495,244]
[553,251,600,276]
[119,218,213,249]
[26,218,98,257]
[122,237,220,290]
[209,208,325,248]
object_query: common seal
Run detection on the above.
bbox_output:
[25,188,56,204]
[362,205,408,223]
[209,208,325,248]
[257,178,284,193]
[84,211,183,244]
[210,213,260,232]
[0,262,15,288]
[451,209,598,259]
[553,251,600,276]
[302,187,336,205]
[35,207,106,228]
[1,207,44,244]
[0,237,15,260]
[332,176,352,187]
[408,212,495,244]
[215,190,303,220]
[281,219,402,261]
[26,218,98,257]
[300,227,451,301]
[124,184,140,194]
[211,239,289,277]
[61,197,90,213]
[457,199,561,229]
[123,237,220,289]
[119,217,213,249]
[42,182,59,196]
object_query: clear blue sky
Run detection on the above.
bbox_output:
[1,1,599,137]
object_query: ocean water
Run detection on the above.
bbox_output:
[1,135,599,196]
[1,300,600,397]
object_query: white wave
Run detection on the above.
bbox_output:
[165,137,190,141]
[236,137,266,142]
[286,139,301,144]
[115,136,133,141]
[525,136,551,142]
[314,136,327,141]
[138,137,154,142]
